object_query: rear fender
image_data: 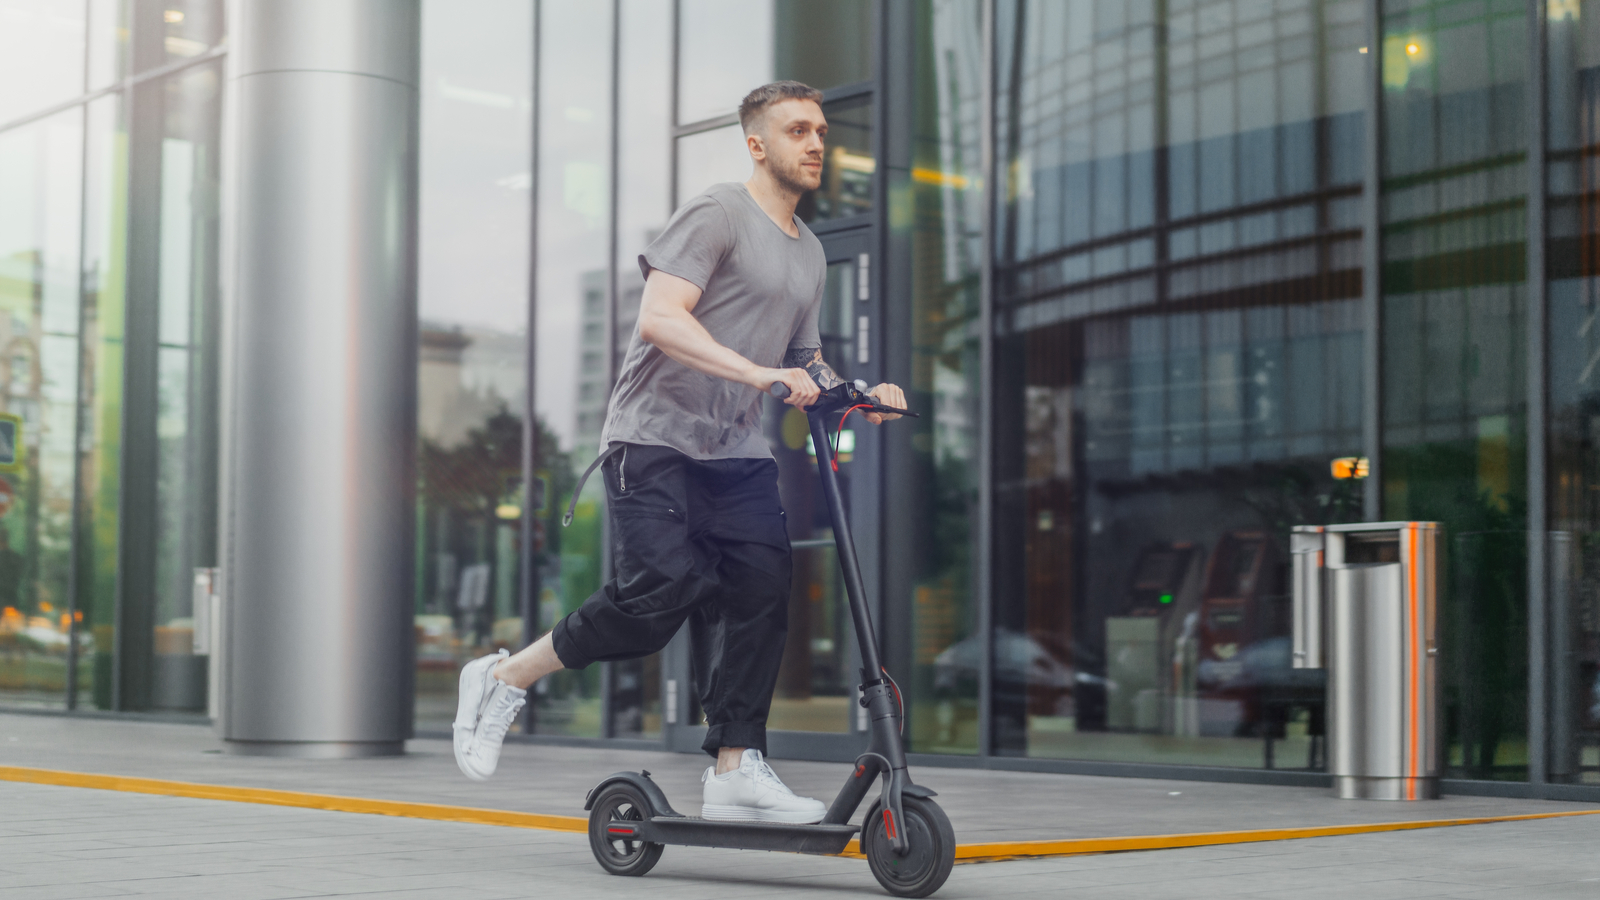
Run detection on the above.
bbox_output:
[583,770,684,817]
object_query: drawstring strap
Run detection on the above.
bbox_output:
[562,444,623,527]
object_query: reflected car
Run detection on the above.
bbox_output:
[932,627,1106,716]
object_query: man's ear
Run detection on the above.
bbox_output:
[746,131,766,161]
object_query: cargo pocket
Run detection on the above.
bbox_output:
[609,505,692,604]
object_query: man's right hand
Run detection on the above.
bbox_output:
[761,367,820,409]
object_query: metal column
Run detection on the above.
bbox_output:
[218,0,420,757]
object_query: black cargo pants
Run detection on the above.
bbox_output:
[551,443,791,757]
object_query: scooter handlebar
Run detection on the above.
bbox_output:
[769,380,919,418]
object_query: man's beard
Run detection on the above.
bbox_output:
[772,154,821,196]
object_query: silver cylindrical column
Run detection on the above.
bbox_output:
[218,0,419,757]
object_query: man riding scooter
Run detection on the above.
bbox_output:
[452,80,906,824]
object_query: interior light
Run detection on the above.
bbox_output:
[164,9,184,23]
[496,504,521,520]
[1159,594,1173,604]
[1358,46,1368,54]
[1406,42,1419,55]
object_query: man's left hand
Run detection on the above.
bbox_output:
[864,383,906,424]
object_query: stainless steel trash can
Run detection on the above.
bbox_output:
[1292,522,1440,800]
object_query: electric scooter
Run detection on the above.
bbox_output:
[583,381,956,898]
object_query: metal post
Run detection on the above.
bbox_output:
[518,0,544,737]
[218,0,420,756]
[1361,0,1384,521]
[1525,0,1550,789]
[975,0,995,760]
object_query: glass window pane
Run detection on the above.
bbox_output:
[990,0,1367,768]
[678,0,774,124]
[531,0,612,738]
[150,62,223,713]
[414,0,534,734]
[1545,0,1599,786]
[149,0,224,72]
[86,0,126,90]
[677,124,751,207]
[797,95,874,225]
[607,0,675,741]
[764,255,863,736]
[908,0,985,756]
[0,0,87,124]
[0,109,84,709]
[774,0,874,90]
[1382,0,1528,783]
[82,93,124,710]
[678,0,876,124]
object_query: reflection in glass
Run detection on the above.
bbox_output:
[677,124,752,208]
[0,0,86,125]
[413,0,533,733]
[608,0,674,741]
[150,61,222,712]
[798,96,874,225]
[0,109,84,709]
[1546,0,1600,785]
[532,0,613,737]
[990,0,1366,767]
[1381,0,1528,782]
[81,93,124,710]
[677,0,774,124]
[677,0,875,125]
[150,0,223,70]
[908,0,984,755]
[765,256,862,734]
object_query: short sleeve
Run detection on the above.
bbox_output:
[787,268,824,352]
[637,193,733,289]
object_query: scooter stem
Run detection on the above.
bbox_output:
[808,411,912,855]
[807,412,883,680]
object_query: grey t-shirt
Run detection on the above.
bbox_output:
[599,182,825,459]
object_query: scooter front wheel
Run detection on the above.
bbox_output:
[587,783,664,877]
[862,796,955,898]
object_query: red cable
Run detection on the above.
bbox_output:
[830,404,873,471]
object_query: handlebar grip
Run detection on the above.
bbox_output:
[770,382,791,400]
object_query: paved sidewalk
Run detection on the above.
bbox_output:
[1,713,1592,844]
[3,779,1599,899]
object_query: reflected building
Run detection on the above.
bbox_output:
[3,0,1599,798]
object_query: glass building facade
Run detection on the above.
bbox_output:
[5,0,1600,798]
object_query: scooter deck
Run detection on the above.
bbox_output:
[609,816,858,855]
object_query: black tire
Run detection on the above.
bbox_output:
[587,784,664,877]
[862,796,956,898]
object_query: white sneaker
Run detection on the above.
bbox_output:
[701,749,826,824]
[452,650,526,781]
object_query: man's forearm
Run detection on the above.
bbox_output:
[782,347,845,390]
[641,303,766,387]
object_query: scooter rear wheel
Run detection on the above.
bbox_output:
[862,796,955,898]
[587,784,664,877]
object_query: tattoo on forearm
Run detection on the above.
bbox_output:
[782,347,845,389]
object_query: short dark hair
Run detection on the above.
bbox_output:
[738,81,824,133]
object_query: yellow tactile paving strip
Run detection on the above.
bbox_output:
[5,763,1598,864]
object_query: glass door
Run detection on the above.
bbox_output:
[765,228,875,751]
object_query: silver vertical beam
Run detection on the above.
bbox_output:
[218,0,420,756]
[599,0,622,741]
[1525,0,1549,788]
[1362,0,1383,521]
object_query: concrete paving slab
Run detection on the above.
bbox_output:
[2,711,1593,848]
